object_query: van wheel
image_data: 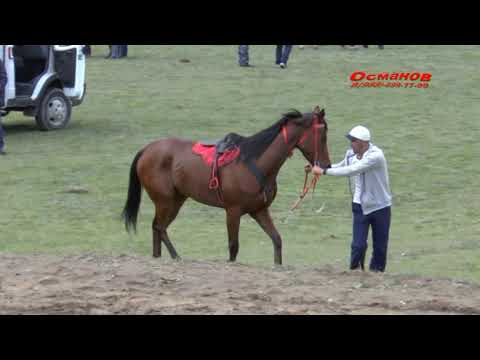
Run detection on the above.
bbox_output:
[35,88,72,131]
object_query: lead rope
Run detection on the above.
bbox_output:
[289,114,321,211]
[290,165,320,211]
[281,115,324,224]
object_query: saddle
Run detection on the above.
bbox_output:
[213,132,242,154]
[193,132,270,204]
[192,133,242,202]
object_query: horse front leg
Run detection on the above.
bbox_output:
[250,208,282,265]
[226,208,242,262]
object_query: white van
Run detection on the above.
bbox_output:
[0,45,86,130]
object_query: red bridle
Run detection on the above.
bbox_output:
[282,114,327,211]
[282,114,325,166]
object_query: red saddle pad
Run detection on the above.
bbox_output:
[192,143,240,168]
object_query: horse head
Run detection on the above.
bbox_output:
[290,106,332,168]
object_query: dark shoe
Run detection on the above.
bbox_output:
[0,150,6,156]
[350,266,364,272]
[239,64,254,67]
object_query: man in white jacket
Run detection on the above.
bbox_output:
[313,126,392,272]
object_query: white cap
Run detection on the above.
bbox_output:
[346,126,371,142]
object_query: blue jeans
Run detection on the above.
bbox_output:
[276,45,293,65]
[121,45,128,57]
[111,45,127,59]
[351,203,391,272]
[238,45,249,65]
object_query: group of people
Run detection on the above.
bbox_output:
[341,45,384,49]
[239,45,294,68]
[83,45,129,59]
[300,45,384,49]
[238,45,385,68]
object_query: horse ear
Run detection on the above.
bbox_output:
[313,106,326,118]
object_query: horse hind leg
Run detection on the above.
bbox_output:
[153,219,162,258]
[153,195,186,260]
[161,229,180,260]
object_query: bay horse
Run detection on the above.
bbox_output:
[122,106,332,265]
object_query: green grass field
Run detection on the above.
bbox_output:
[1,45,479,283]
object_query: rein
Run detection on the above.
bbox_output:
[290,166,319,211]
[282,114,325,211]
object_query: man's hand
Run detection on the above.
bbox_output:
[312,166,324,177]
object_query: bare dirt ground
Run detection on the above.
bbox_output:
[1,253,479,315]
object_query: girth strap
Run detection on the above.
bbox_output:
[245,160,267,192]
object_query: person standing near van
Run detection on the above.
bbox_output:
[0,58,7,155]
[121,45,128,58]
[111,45,128,59]
[83,45,92,57]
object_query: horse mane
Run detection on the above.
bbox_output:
[235,109,303,163]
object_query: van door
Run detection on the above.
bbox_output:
[1,45,16,107]
[53,45,85,100]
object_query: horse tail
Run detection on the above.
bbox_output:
[122,150,145,233]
